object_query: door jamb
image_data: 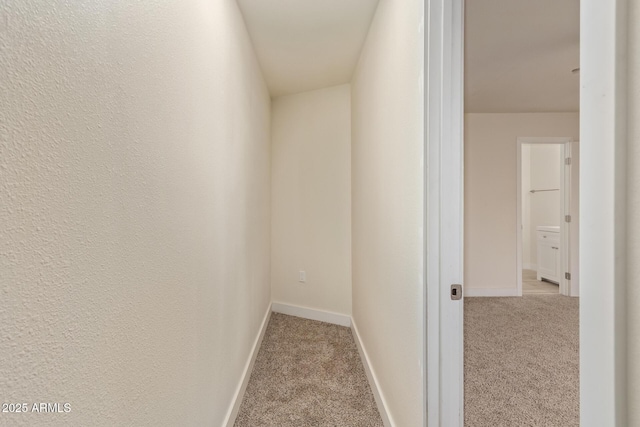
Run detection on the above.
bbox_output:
[580,0,628,424]
[425,0,464,425]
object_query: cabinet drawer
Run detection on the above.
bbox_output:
[537,230,560,243]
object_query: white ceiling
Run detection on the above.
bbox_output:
[237,0,579,110]
[465,0,580,113]
[237,0,380,98]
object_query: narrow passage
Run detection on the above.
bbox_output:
[235,313,383,426]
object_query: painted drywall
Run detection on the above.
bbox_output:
[465,0,579,113]
[351,0,425,424]
[237,0,379,97]
[271,84,352,316]
[465,113,578,292]
[522,144,562,269]
[628,0,640,422]
[0,1,271,426]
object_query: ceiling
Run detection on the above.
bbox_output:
[237,0,579,110]
[237,0,380,98]
[465,0,580,113]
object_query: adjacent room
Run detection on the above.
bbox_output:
[463,0,580,425]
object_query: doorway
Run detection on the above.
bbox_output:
[462,0,581,421]
[516,138,579,297]
[427,0,627,425]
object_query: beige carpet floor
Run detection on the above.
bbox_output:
[465,295,579,427]
[235,313,383,427]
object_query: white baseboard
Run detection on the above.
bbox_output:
[271,302,351,327]
[351,319,393,427]
[464,287,520,297]
[522,263,537,271]
[223,304,272,427]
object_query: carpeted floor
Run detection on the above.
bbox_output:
[465,295,579,427]
[234,313,383,427]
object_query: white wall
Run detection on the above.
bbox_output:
[465,113,578,292]
[522,144,562,269]
[0,1,271,426]
[271,84,352,316]
[628,0,640,422]
[351,0,425,424]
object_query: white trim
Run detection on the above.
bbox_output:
[464,288,519,297]
[425,0,464,425]
[516,137,573,145]
[581,0,628,425]
[559,142,570,296]
[516,141,524,297]
[516,137,573,298]
[351,318,394,427]
[223,304,272,427]
[271,302,351,327]
[522,263,537,271]
[561,142,572,296]
[569,141,580,297]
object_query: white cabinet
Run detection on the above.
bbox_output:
[537,226,561,284]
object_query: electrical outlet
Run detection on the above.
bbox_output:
[299,270,306,283]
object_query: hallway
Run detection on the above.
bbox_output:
[2,0,638,426]
[0,0,424,425]
[234,314,383,426]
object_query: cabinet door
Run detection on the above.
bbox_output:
[554,242,563,283]
[538,239,560,283]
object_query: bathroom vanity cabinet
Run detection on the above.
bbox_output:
[536,225,561,284]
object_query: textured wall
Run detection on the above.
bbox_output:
[271,85,352,316]
[0,1,271,426]
[628,0,640,422]
[351,0,425,424]
[464,113,578,292]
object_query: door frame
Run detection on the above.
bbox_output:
[579,0,628,425]
[567,141,580,297]
[516,137,573,297]
[426,0,628,426]
[425,0,464,425]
